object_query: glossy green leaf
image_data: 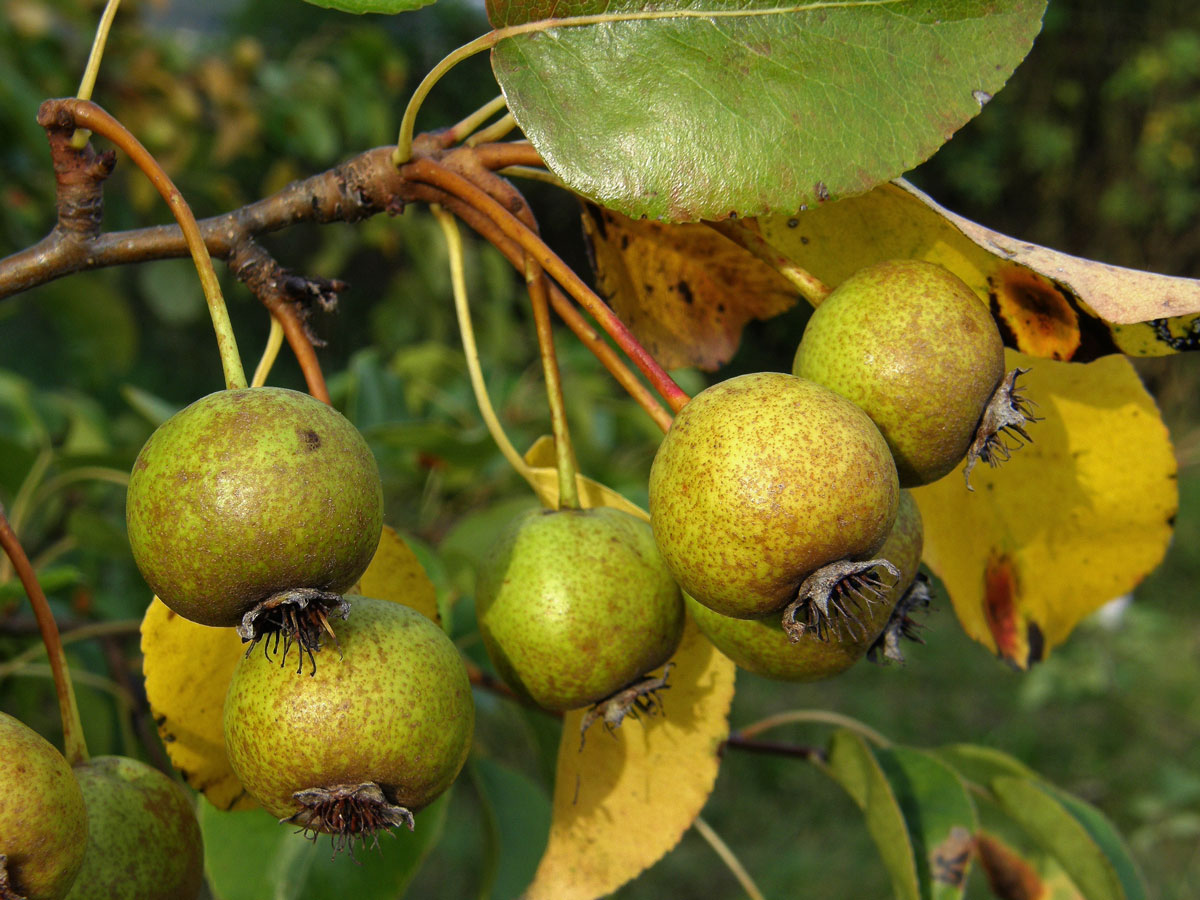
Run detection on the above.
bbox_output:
[992,777,1147,900]
[299,0,436,13]
[825,730,920,900]
[200,791,450,900]
[933,743,1037,789]
[876,747,978,900]
[472,757,552,900]
[488,0,1046,222]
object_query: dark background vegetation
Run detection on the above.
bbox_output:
[0,0,1197,897]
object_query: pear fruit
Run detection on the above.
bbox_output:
[649,371,899,620]
[126,387,383,639]
[224,595,473,849]
[475,506,684,712]
[793,259,1005,487]
[689,491,924,681]
[0,713,87,900]
[63,756,203,900]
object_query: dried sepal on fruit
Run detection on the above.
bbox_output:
[867,574,935,665]
[126,387,383,661]
[781,558,902,643]
[963,368,1042,488]
[223,596,473,855]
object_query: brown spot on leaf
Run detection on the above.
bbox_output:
[975,832,1046,900]
[983,553,1023,665]
[989,266,1080,360]
[931,826,973,887]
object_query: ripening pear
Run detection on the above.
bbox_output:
[793,259,1005,486]
[475,506,684,711]
[649,372,899,619]
[689,490,924,680]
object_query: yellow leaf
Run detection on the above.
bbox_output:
[139,598,255,811]
[911,352,1177,668]
[758,180,1200,359]
[523,435,650,521]
[140,530,441,808]
[355,525,440,625]
[582,204,798,371]
[524,616,736,900]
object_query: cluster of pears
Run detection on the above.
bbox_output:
[650,259,1033,679]
[0,712,203,900]
[125,387,474,853]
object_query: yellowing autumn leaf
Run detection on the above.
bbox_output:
[355,526,440,625]
[140,527,440,807]
[524,616,736,900]
[523,435,649,521]
[757,180,1200,359]
[140,598,255,811]
[582,204,798,371]
[911,352,1177,667]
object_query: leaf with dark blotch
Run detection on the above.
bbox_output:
[581,204,798,370]
[875,747,978,900]
[991,777,1148,900]
[488,1,1046,222]
[759,180,1200,358]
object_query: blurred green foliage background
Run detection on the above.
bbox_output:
[0,0,1197,897]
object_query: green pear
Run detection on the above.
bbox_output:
[126,387,383,631]
[224,595,474,846]
[0,712,87,900]
[689,491,924,681]
[63,756,203,900]
[476,506,684,711]
[649,371,899,620]
[793,259,1005,487]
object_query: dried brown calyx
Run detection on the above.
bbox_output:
[782,558,902,642]
[868,574,934,665]
[238,588,351,675]
[579,664,674,748]
[283,782,414,858]
[0,855,27,900]
[964,368,1041,489]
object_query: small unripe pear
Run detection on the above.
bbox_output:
[0,713,87,900]
[793,259,1005,487]
[126,387,383,633]
[689,491,924,681]
[649,372,899,619]
[224,596,473,848]
[476,506,684,712]
[63,756,203,900]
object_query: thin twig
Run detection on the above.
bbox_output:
[693,816,768,900]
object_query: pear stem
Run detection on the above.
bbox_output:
[526,256,581,510]
[706,219,832,306]
[431,205,538,489]
[0,506,88,765]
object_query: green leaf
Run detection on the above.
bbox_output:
[471,757,552,900]
[933,743,1037,789]
[200,791,450,900]
[298,0,436,14]
[487,0,1047,222]
[825,730,920,900]
[875,747,978,900]
[991,776,1147,900]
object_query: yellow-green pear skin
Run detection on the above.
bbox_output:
[0,712,88,900]
[690,491,924,681]
[649,372,899,620]
[64,756,203,900]
[126,387,383,627]
[475,507,684,712]
[224,595,473,824]
[793,259,1005,487]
